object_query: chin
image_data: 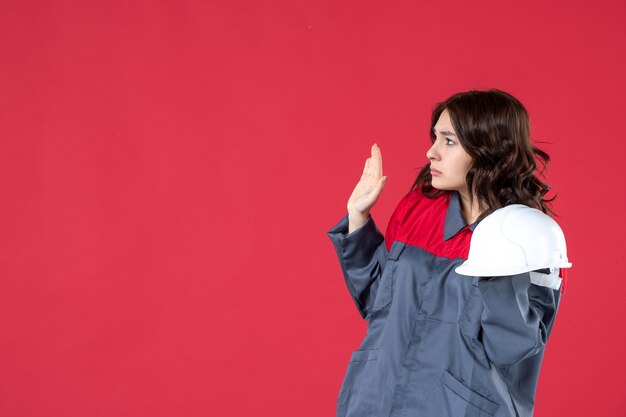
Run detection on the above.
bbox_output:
[430,180,449,191]
[431,179,464,193]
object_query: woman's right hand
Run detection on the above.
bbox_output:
[347,144,387,234]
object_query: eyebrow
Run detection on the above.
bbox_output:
[432,127,456,137]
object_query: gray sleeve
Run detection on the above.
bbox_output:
[327,214,388,319]
[478,272,561,367]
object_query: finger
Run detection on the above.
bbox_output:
[360,158,371,180]
[370,175,387,200]
[360,176,386,210]
[371,144,383,179]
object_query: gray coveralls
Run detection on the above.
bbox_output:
[327,190,561,417]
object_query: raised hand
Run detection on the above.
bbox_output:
[347,144,387,233]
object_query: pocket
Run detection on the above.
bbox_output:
[372,265,394,311]
[440,370,499,416]
[337,349,381,416]
[372,242,405,311]
[349,349,379,363]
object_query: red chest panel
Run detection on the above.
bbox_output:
[385,191,472,260]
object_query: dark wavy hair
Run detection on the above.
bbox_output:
[411,89,554,222]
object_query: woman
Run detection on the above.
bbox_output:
[327,89,566,417]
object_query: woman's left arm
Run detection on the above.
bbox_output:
[478,273,562,368]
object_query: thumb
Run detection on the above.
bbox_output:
[372,176,387,198]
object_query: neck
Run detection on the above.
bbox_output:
[458,190,481,225]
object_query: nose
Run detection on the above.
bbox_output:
[426,141,439,161]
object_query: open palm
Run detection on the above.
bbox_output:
[347,144,387,222]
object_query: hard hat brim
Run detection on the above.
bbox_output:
[455,261,572,277]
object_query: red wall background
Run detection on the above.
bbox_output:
[1,0,625,416]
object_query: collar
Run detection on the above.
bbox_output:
[443,191,477,241]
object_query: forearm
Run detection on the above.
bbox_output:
[348,211,369,234]
[478,273,558,367]
[327,213,388,319]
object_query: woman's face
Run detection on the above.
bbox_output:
[427,109,473,196]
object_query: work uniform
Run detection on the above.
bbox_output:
[327,189,562,417]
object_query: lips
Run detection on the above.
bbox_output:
[430,168,442,176]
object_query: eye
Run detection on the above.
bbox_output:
[445,138,455,145]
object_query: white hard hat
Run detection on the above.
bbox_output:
[455,204,572,278]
